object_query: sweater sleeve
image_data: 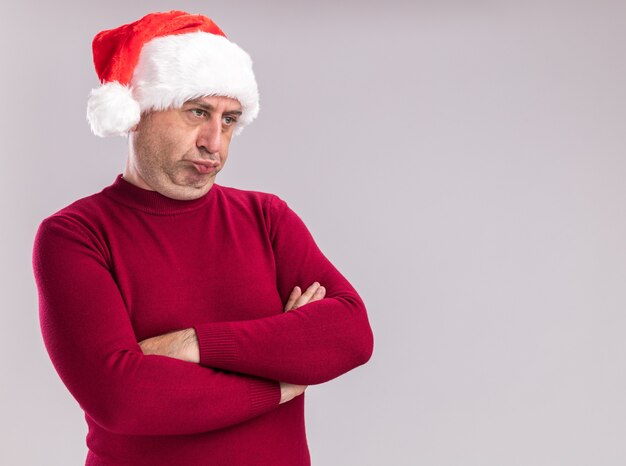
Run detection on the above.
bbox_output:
[32,215,280,436]
[194,195,374,385]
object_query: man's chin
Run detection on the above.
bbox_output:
[166,177,216,200]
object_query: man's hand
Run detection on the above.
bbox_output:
[138,328,200,363]
[284,281,326,312]
[279,382,309,404]
[280,281,326,403]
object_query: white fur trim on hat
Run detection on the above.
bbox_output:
[132,31,259,136]
[87,82,141,137]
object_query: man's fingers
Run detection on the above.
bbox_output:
[286,282,326,312]
[284,286,301,312]
[293,282,321,309]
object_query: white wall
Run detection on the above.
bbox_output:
[2,1,625,464]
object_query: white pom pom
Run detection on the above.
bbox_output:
[86,82,141,137]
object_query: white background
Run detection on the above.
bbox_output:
[1,1,625,464]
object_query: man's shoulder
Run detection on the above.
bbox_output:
[216,183,278,200]
[37,185,113,232]
[216,184,287,211]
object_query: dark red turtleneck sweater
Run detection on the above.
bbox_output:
[32,174,374,465]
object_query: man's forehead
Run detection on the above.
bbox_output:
[185,96,243,114]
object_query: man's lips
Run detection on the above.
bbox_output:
[188,160,219,174]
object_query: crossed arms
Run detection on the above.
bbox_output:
[32,198,373,436]
[139,282,328,404]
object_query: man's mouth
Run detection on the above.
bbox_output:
[189,160,219,174]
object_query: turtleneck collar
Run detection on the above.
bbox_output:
[102,174,219,215]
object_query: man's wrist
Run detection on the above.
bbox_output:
[138,328,199,363]
[181,328,200,363]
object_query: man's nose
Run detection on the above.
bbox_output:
[196,119,222,155]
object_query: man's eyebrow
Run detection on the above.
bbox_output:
[185,99,243,115]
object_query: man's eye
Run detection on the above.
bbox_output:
[190,109,206,118]
[223,116,237,126]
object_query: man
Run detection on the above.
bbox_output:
[32,11,374,466]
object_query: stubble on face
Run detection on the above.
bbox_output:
[130,111,220,200]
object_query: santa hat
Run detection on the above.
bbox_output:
[86,10,259,137]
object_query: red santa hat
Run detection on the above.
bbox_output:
[86,10,259,137]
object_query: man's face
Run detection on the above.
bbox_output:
[125,95,243,200]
